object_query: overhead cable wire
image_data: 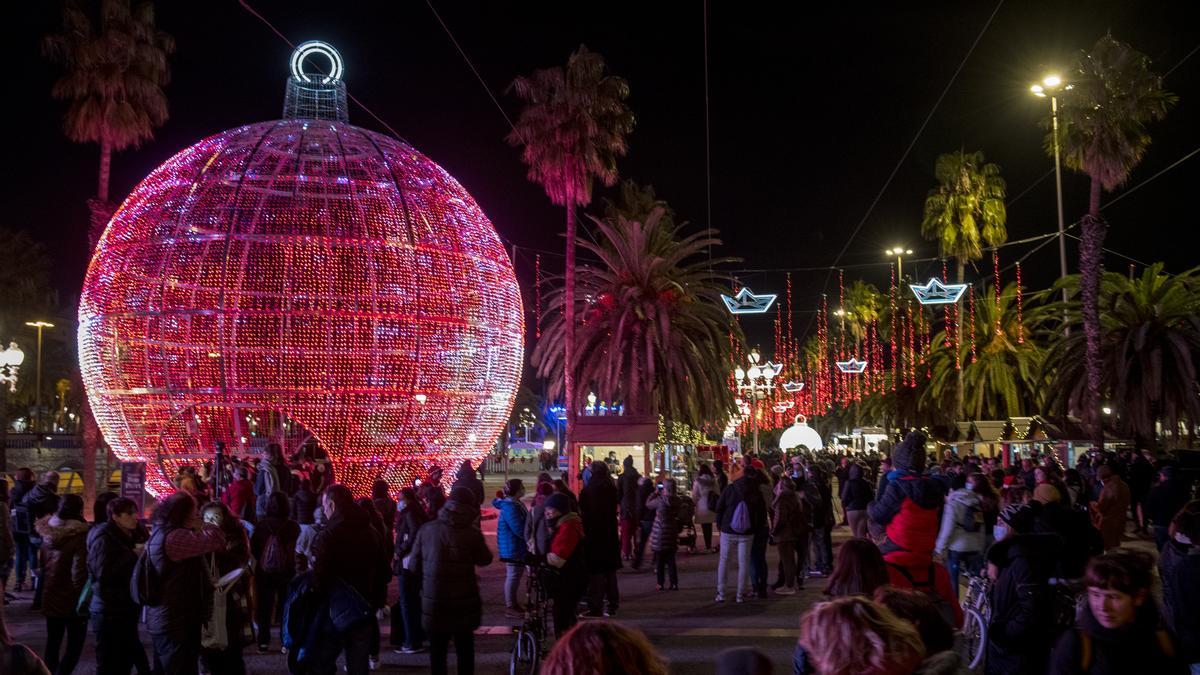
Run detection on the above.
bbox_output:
[424,0,516,131]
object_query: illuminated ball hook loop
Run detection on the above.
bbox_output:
[290,40,344,84]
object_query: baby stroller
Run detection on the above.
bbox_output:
[676,496,698,553]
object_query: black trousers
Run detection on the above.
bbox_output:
[429,628,475,675]
[45,615,88,675]
[152,626,201,675]
[701,523,713,549]
[655,550,678,587]
[93,612,151,675]
[390,570,425,649]
[551,573,585,637]
[254,572,291,646]
[586,571,619,614]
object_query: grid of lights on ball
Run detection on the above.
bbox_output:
[78,120,524,497]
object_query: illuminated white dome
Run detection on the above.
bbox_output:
[780,416,823,451]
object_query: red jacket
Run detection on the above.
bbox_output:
[885,560,964,628]
[222,478,255,518]
[548,512,583,568]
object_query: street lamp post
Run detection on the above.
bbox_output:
[0,341,25,473]
[25,321,53,440]
[885,246,914,281]
[732,348,778,454]
[1031,74,1073,328]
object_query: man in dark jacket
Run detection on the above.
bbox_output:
[839,463,874,539]
[310,484,388,675]
[87,497,149,675]
[631,477,656,570]
[616,456,641,560]
[22,470,61,609]
[1158,501,1199,671]
[1146,466,1190,551]
[714,466,767,603]
[986,503,1065,675]
[578,461,621,617]
[290,476,318,527]
[8,467,38,592]
[868,432,944,571]
[390,488,428,654]
[450,461,484,509]
[409,486,492,675]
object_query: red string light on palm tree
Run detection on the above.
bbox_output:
[1016,261,1024,344]
[993,250,1003,336]
[534,253,542,339]
[890,263,898,393]
[968,289,977,364]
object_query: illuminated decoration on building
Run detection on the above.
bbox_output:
[909,278,968,305]
[782,380,804,393]
[835,358,868,374]
[721,287,777,314]
[779,414,823,451]
[78,42,523,497]
[772,400,795,413]
[0,341,23,392]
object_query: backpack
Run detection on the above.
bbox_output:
[11,504,32,535]
[888,562,956,627]
[957,501,983,533]
[730,501,752,534]
[130,543,163,606]
[260,532,291,575]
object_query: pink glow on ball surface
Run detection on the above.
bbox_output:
[78,120,523,496]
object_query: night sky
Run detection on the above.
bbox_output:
[10,1,1200,351]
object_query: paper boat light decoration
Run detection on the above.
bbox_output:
[910,278,968,305]
[782,380,805,393]
[721,287,777,314]
[835,358,868,374]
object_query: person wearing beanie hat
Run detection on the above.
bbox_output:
[409,479,492,675]
[544,491,586,637]
[867,431,959,625]
[984,499,1064,675]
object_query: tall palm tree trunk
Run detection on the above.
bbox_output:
[79,136,115,514]
[564,195,579,492]
[1081,177,1106,450]
[955,259,966,423]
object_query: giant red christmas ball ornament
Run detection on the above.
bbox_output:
[78,43,523,496]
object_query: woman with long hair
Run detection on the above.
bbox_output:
[35,494,90,674]
[824,537,890,598]
[798,596,925,675]
[198,501,252,674]
[541,620,668,675]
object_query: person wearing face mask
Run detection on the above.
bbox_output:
[1050,550,1185,674]
[934,472,985,599]
[390,488,428,655]
[985,502,1064,675]
[493,479,530,618]
[87,497,150,675]
[542,492,585,638]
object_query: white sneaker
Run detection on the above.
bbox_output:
[776,586,797,595]
[715,593,725,603]
[735,594,745,603]
[369,657,378,670]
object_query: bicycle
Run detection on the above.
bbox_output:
[959,573,991,671]
[510,559,552,675]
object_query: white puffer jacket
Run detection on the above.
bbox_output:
[935,488,986,555]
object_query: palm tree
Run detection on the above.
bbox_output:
[531,208,741,429]
[1041,266,1200,449]
[922,284,1044,421]
[1047,34,1176,446]
[43,0,175,245]
[842,280,882,346]
[43,0,173,510]
[508,46,635,486]
[921,149,1008,420]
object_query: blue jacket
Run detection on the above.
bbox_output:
[492,497,529,562]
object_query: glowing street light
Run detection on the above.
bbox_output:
[885,246,914,280]
[0,341,24,393]
[25,321,53,436]
[732,349,778,454]
[1031,73,1073,323]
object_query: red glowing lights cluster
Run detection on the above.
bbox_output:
[78,119,524,496]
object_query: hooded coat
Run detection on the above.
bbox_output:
[985,532,1065,675]
[839,464,874,511]
[87,521,140,618]
[492,495,529,562]
[1091,475,1131,549]
[646,492,681,553]
[935,488,985,555]
[868,432,944,565]
[715,472,768,536]
[409,497,493,634]
[34,515,90,618]
[579,465,622,573]
[450,461,485,508]
[770,486,804,543]
[617,457,642,519]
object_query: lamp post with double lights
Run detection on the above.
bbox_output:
[885,246,914,281]
[733,348,779,454]
[1031,74,1073,321]
[0,341,25,472]
[25,321,53,439]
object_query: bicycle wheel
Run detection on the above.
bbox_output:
[961,608,987,670]
[510,629,539,675]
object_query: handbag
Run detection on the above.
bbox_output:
[75,577,93,617]
[200,555,230,650]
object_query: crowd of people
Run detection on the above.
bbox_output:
[0,433,1196,674]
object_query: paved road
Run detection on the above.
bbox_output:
[2,472,831,673]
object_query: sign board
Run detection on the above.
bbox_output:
[557,452,569,472]
[120,462,147,515]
